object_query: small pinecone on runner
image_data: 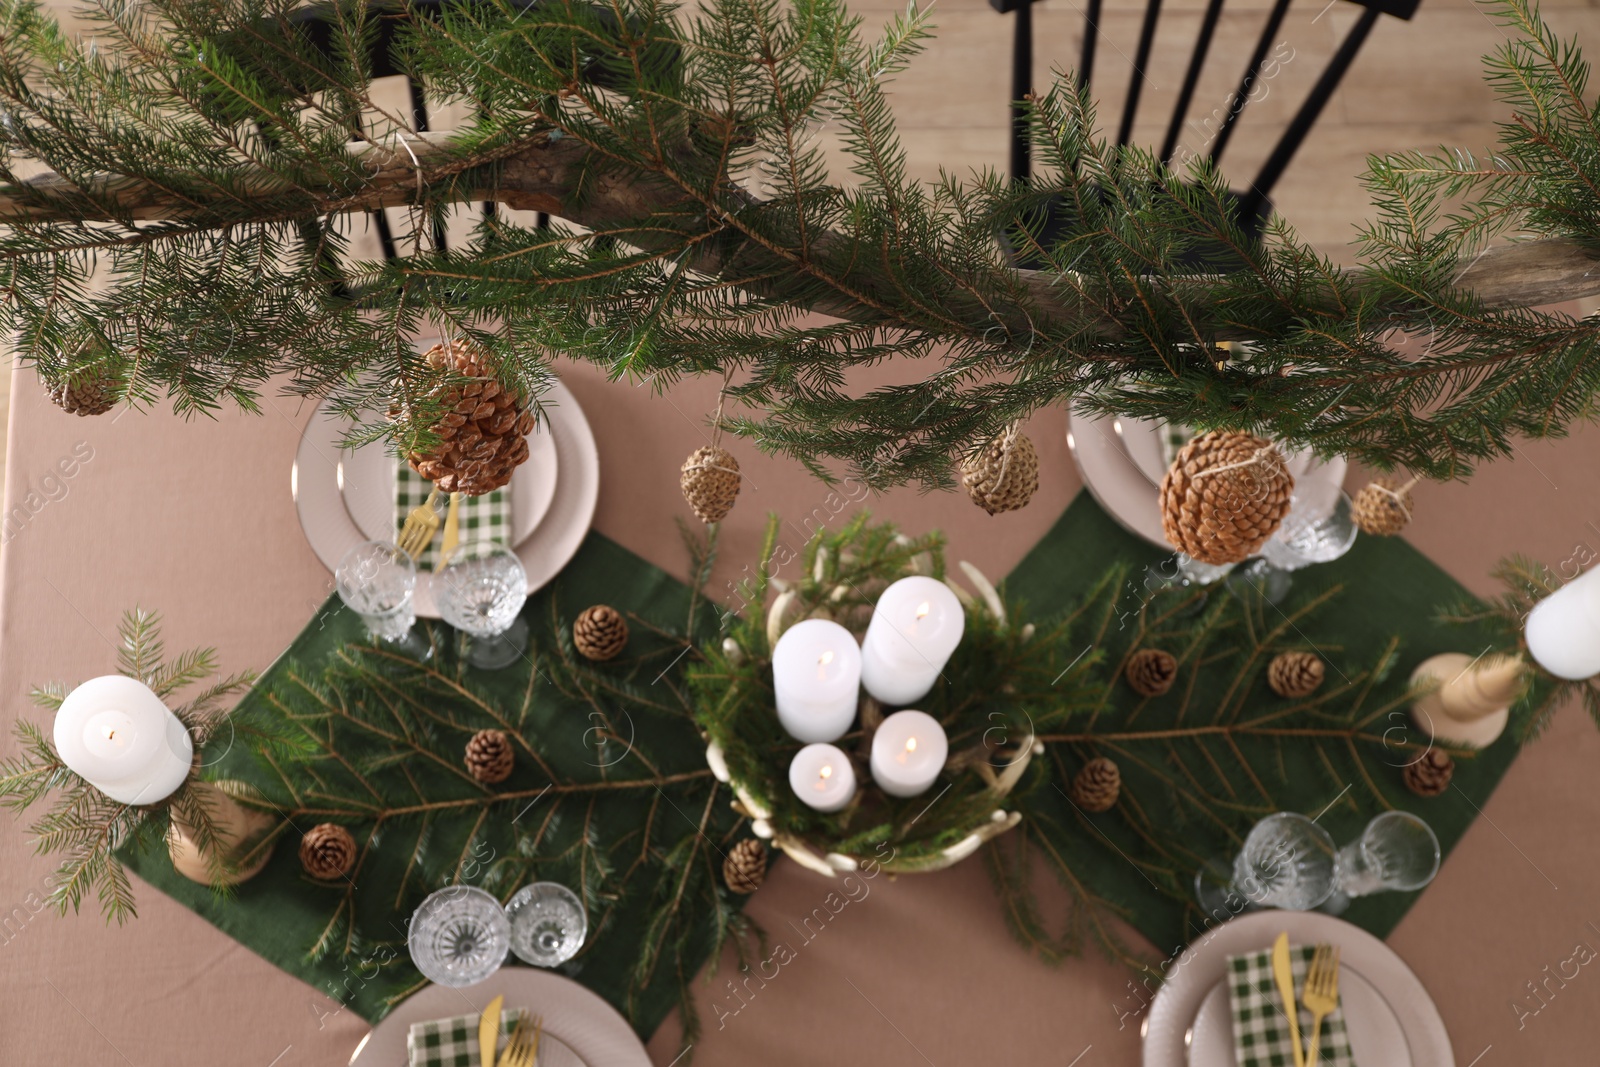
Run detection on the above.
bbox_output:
[680,445,741,523]
[47,371,116,416]
[573,605,629,661]
[960,427,1040,515]
[1267,651,1325,698]
[1352,477,1413,537]
[398,339,534,496]
[1070,757,1121,813]
[723,838,768,894]
[1159,431,1294,565]
[1125,648,1178,697]
[465,728,515,784]
[299,823,357,880]
[1403,749,1455,797]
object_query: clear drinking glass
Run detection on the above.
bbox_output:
[436,541,529,670]
[1142,554,1235,616]
[505,881,588,967]
[407,885,510,987]
[1228,491,1360,604]
[1323,811,1440,914]
[1195,812,1338,916]
[336,541,430,659]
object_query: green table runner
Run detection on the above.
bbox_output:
[122,493,1518,1037]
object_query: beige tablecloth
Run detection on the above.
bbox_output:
[3,355,1599,1066]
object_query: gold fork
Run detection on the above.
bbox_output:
[396,487,443,560]
[500,1014,542,1067]
[1302,943,1341,1067]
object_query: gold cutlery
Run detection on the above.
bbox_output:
[1302,942,1341,1067]
[477,994,503,1067]
[500,1013,542,1067]
[397,487,443,560]
[1271,932,1307,1067]
[440,491,463,564]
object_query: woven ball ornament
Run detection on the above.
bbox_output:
[960,427,1040,515]
[1267,651,1325,698]
[1403,749,1455,797]
[1352,477,1413,537]
[47,371,116,416]
[398,339,534,496]
[680,446,741,524]
[1125,648,1178,697]
[723,838,768,894]
[573,605,629,661]
[1159,432,1294,565]
[465,728,515,784]
[1069,757,1121,813]
[299,823,357,880]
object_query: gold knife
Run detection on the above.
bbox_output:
[478,994,503,1067]
[441,491,463,565]
[1272,932,1306,1067]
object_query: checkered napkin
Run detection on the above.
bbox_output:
[1228,943,1356,1067]
[395,464,511,571]
[406,1008,527,1067]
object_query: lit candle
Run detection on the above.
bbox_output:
[772,619,861,743]
[869,709,949,798]
[788,743,857,812]
[860,576,965,705]
[1525,566,1600,679]
[53,676,194,805]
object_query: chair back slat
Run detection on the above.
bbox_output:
[1078,0,1101,92]
[1206,0,1294,166]
[1115,0,1164,147]
[1159,0,1227,164]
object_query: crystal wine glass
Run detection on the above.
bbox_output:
[505,881,588,967]
[407,885,510,987]
[1229,490,1359,604]
[1322,811,1440,914]
[1195,812,1338,917]
[436,540,529,670]
[336,541,431,659]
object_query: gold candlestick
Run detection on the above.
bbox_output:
[166,780,278,885]
[1409,653,1524,748]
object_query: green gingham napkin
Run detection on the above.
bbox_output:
[1228,943,1356,1067]
[406,1007,527,1067]
[395,464,511,571]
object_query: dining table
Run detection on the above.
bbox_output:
[3,327,1600,1066]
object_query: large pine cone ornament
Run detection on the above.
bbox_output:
[47,371,116,416]
[400,340,533,496]
[961,427,1040,515]
[1125,648,1178,697]
[573,604,629,661]
[1267,651,1325,698]
[1403,748,1454,797]
[299,823,357,880]
[680,446,741,523]
[1159,432,1294,565]
[465,728,515,784]
[723,838,768,894]
[1352,477,1413,537]
[1069,757,1121,812]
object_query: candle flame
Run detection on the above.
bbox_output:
[915,601,931,620]
[896,736,917,765]
[816,648,835,682]
[815,764,833,791]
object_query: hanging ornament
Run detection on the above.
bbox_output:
[723,838,768,894]
[680,445,741,523]
[960,424,1040,515]
[1125,648,1178,696]
[464,728,515,784]
[397,339,534,496]
[1352,475,1418,537]
[1267,651,1325,698]
[573,604,629,661]
[298,823,357,880]
[47,370,116,416]
[1069,757,1121,812]
[1159,431,1294,565]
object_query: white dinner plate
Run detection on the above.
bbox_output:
[1117,416,1318,487]
[1068,409,1348,551]
[1142,910,1452,1067]
[294,377,600,617]
[348,968,651,1066]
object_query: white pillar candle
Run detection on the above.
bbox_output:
[54,676,194,805]
[772,619,861,743]
[860,576,965,706]
[869,709,949,798]
[1526,566,1600,679]
[788,743,857,813]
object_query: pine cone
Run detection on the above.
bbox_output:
[47,372,115,416]
[465,728,515,784]
[723,838,768,894]
[1403,748,1454,797]
[680,446,741,523]
[1125,648,1178,697]
[1352,477,1413,537]
[398,340,534,496]
[299,823,357,880]
[573,605,629,661]
[960,427,1040,515]
[1159,432,1294,565]
[1069,757,1121,813]
[1267,651,1325,698]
